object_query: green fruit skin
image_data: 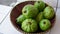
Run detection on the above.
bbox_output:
[34,1,45,11]
[39,19,51,31]
[36,12,43,22]
[22,4,38,18]
[43,6,55,19]
[16,15,26,24]
[21,19,38,32]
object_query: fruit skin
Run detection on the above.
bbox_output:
[39,19,51,31]
[34,1,45,11]
[43,6,55,19]
[21,19,38,32]
[36,12,43,22]
[16,15,26,24]
[22,4,38,18]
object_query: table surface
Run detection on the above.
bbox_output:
[0,0,60,34]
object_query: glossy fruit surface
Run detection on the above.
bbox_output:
[34,1,45,11]
[39,19,51,31]
[43,6,54,19]
[22,4,38,18]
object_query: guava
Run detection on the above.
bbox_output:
[22,4,38,18]
[16,15,26,24]
[34,1,45,11]
[36,12,43,22]
[43,6,55,19]
[39,19,51,31]
[21,19,38,32]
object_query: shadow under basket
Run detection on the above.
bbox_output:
[10,1,56,34]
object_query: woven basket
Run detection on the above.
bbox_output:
[10,1,56,34]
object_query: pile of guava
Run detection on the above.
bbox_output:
[16,1,55,33]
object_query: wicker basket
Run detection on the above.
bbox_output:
[10,1,56,34]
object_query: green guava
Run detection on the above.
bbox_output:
[21,19,38,32]
[36,12,43,22]
[34,1,45,11]
[22,4,38,18]
[16,15,26,24]
[43,6,55,19]
[39,19,51,31]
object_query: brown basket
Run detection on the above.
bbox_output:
[10,1,56,34]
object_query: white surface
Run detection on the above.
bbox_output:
[0,5,12,23]
[58,0,60,8]
[50,8,60,34]
[42,0,57,8]
[0,13,22,34]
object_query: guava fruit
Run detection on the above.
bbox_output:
[22,4,38,18]
[34,1,45,11]
[21,19,38,32]
[39,19,51,31]
[43,6,54,19]
[16,15,26,24]
[36,12,43,22]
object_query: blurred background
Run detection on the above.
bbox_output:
[0,0,17,6]
[0,0,58,8]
